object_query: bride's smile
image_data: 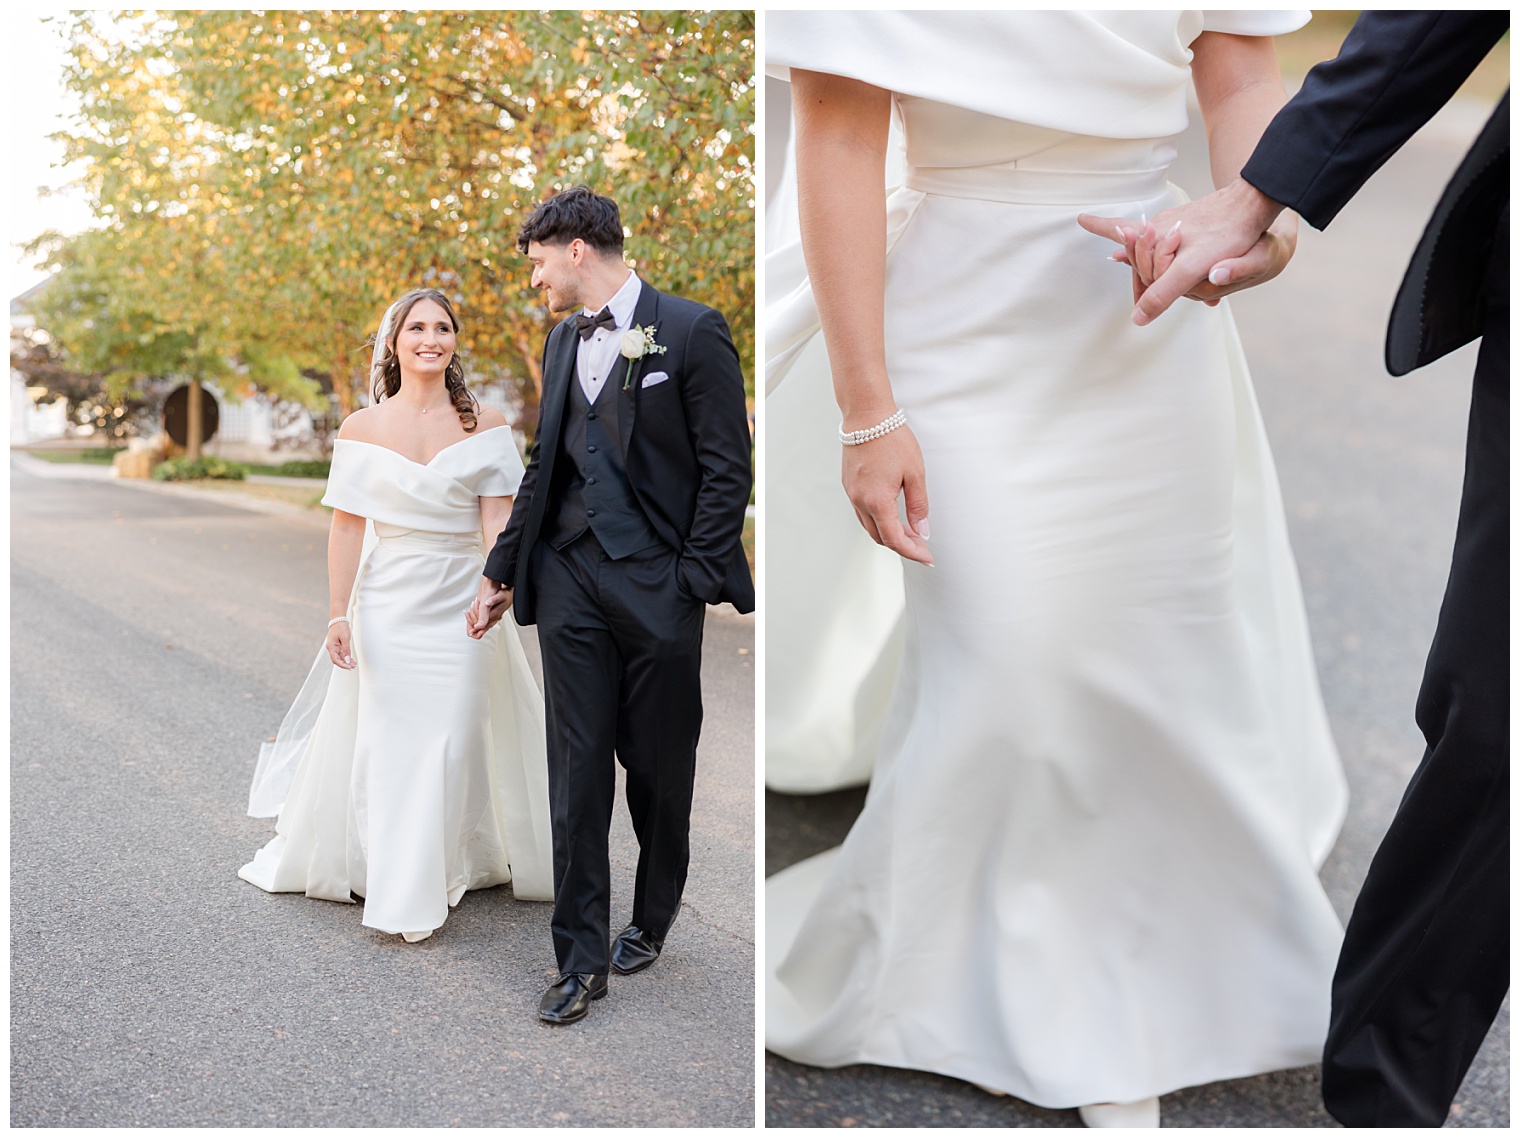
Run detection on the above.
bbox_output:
[396,300,456,377]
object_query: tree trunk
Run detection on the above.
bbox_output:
[186,380,203,459]
[333,322,363,418]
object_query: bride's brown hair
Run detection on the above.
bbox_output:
[370,288,479,432]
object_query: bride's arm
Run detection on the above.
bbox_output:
[480,496,513,549]
[326,508,365,669]
[1191,33,1295,199]
[791,69,931,566]
[1167,32,1297,293]
[467,496,514,639]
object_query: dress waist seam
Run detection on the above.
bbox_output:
[903,165,1170,206]
[373,528,483,553]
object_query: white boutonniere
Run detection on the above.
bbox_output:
[620,324,667,391]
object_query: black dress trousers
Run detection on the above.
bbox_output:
[534,532,706,977]
[1322,213,1510,1127]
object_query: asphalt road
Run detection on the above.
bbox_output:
[10,459,756,1127]
[763,96,1508,1127]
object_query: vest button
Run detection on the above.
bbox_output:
[587,477,597,485]
[587,445,598,453]
[587,509,597,517]
[587,412,597,420]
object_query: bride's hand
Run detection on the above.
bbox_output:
[1084,211,1185,295]
[1078,179,1294,322]
[326,620,356,670]
[842,424,932,566]
[1092,210,1289,311]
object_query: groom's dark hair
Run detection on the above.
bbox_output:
[516,185,625,257]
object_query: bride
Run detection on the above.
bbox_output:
[765,11,1347,1128]
[240,288,554,942]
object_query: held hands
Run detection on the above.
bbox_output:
[326,619,356,670]
[1077,178,1294,325]
[841,417,933,567]
[465,577,513,639]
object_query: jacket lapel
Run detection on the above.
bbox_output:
[533,319,578,516]
[619,281,661,456]
[528,317,580,553]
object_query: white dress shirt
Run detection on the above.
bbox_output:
[576,271,642,403]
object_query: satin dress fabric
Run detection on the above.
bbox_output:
[764,10,1351,1108]
[239,427,554,938]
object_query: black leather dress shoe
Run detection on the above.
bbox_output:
[538,973,607,1024]
[610,925,664,975]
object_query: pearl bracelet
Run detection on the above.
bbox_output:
[328,616,349,627]
[839,409,907,446]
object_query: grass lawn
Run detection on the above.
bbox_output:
[165,479,329,510]
[28,449,123,465]
[241,462,330,478]
[27,449,329,479]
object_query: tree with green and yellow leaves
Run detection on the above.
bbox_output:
[26,10,754,438]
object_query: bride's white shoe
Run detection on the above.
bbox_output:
[1078,1097,1160,1128]
[401,930,434,944]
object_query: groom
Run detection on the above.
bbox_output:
[471,186,753,1025]
[1085,12,1507,1125]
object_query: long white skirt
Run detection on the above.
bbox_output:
[765,172,1349,1106]
[240,524,554,937]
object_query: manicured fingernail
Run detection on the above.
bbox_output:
[1140,212,1147,226]
[915,519,930,539]
[1209,266,1229,285]
[1132,308,1150,326]
[1168,220,1182,237]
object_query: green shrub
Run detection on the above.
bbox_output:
[274,459,331,478]
[152,456,248,481]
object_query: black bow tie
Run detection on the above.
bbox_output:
[575,307,616,340]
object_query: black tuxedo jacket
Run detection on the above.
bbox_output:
[485,280,754,623]
[1240,10,1509,375]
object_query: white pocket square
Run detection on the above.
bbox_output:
[640,371,670,389]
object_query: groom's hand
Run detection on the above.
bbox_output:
[482,586,513,633]
[1078,178,1292,325]
[466,577,513,639]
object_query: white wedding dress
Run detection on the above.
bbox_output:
[240,426,554,939]
[765,11,1350,1109]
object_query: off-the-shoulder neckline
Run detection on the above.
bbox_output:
[335,424,510,468]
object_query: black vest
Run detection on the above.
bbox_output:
[546,374,662,558]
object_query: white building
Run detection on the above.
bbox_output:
[10,286,71,445]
